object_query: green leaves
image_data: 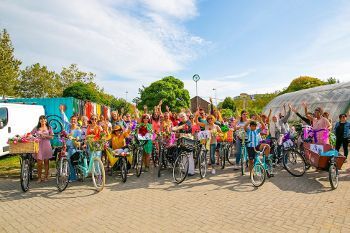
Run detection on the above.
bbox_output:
[0,29,22,97]
[138,76,190,112]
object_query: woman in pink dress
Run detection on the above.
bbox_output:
[307,106,331,144]
[32,115,53,182]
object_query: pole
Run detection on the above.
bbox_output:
[125,91,128,102]
[193,74,200,110]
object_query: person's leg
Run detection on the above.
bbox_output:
[145,154,150,170]
[67,150,77,181]
[235,138,241,165]
[37,159,43,182]
[343,138,348,158]
[335,138,342,151]
[210,144,216,170]
[247,147,255,172]
[216,143,220,165]
[44,159,49,181]
[188,152,195,175]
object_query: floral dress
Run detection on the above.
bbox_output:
[32,128,53,160]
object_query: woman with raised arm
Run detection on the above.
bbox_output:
[195,112,222,175]
[305,103,331,144]
[233,110,249,170]
[172,112,195,176]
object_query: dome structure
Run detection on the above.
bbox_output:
[263,81,350,123]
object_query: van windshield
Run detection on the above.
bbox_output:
[0,107,8,129]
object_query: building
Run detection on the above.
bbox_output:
[263,81,350,123]
[190,96,210,113]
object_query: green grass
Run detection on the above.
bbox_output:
[0,154,56,178]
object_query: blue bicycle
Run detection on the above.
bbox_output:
[250,146,275,187]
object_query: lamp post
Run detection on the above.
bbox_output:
[240,93,248,110]
[125,90,128,102]
[193,74,200,109]
[212,88,217,107]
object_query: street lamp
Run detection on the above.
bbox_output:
[125,90,128,102]
[212,88,217,107]
[240,93,248,110]
[193,74,200,109]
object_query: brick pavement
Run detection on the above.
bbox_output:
[1,163,350,233]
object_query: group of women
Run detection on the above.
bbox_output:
[30,100,349,182]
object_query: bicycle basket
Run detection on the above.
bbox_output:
[177,137,197,152]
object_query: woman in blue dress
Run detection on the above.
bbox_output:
[60,106,82,181]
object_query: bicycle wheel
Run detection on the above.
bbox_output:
[121,158,127,183]
[219,147,225,169]
[91,157,105,192]
[282,149,306,177]
[198,148,207,179]
[157,150,164,178]
[250,164,266,187]
[56,157,70,192]
[226,144,235,165]
[135,148,143,177]
[329,164,338,190]
[173,152,189,184]
[20,156,30,192]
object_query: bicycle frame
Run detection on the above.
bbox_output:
[76,149,101,178]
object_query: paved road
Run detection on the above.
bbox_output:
[1,163,350,233]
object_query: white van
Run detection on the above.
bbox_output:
[0,103,45,157]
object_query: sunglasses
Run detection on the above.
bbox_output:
[91,118,97,120]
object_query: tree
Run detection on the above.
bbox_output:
[138,76,190,112]
[59,64,95,93]
[63,82,100,102]
[326,77,339,84]
[219,97,236,112]
[220,108,234,119]
[0,29,22,97]
[281,76,326,94]
[16,63,61,97]
[110,98,131,113]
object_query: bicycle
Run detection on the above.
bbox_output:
[71,139,106,192]
[250,146,275,187]
[269,133,306,177]
[132,133,149,177]
[193,139,208,178]
[105,147,130,183]
[19,153,36,192]
[173,137,197,184]
[55,137,70,192]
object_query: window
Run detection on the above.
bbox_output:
[0,107,8,129]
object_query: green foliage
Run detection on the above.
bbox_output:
[0,29,22,97]
[110,98,131,113]
[16,63,61,97]
[219,97,236,111]
[281,76,326,94]
[59,64,95,91]
[63,82,100,102]
[220,108,234,119]
[138,76,190,112]
[232,93,278,117]
[326,77,338,84]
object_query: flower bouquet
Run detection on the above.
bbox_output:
[8,133,39,154]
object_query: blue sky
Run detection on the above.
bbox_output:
[1,0,350,102]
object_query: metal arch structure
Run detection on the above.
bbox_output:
[263,82,350,123]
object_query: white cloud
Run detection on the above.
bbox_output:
[0,0,206,98]
[140,0,197,20]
